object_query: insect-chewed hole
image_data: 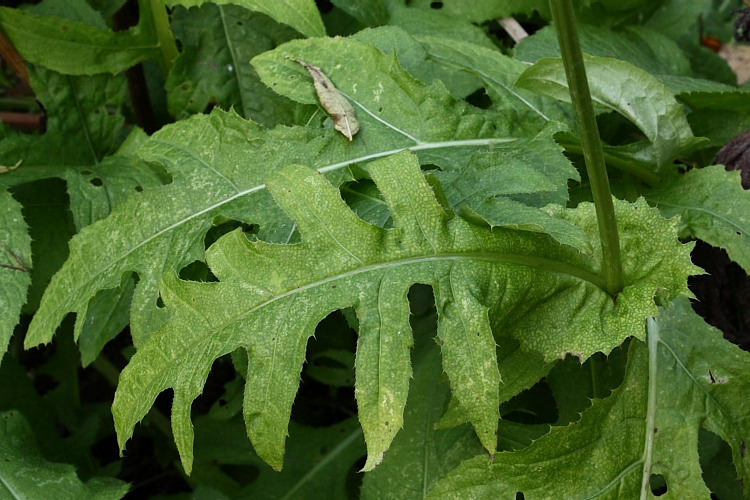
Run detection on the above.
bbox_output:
[90,177,104,187]
[515,493,525,500]
[430,1,444,9]
[650,474,667,495]
[178,260,218,282]
[466,87,492,109]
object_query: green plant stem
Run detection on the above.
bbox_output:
[548,0,624,296]
[141,0,178,73]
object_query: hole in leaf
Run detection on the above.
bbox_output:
[135,185,143,192]
[515,493,525,500]
[466,88,492,109]
[650,474,667,495]
[90,177,103,187]
[80,169,93,175]
[156,296,165,308]
[500,379,558,424]
[178,260,217,282]
[430,1,443,8]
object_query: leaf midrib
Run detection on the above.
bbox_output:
[32,136,520,340]
[144,251,605,389]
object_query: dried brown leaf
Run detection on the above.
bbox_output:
[290,58,360,140]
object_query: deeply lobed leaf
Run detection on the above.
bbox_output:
[112,151,696,475]
[26,35,559,350]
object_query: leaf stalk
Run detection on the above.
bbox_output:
[548,0,624,296]
[141,0,178,73]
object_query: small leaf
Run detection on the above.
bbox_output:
[290,57,360,141]
[0,410,129,500]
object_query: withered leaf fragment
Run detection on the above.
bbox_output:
[290,58,360,140]
[716,129,750,189]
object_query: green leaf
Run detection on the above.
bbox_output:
[350,27,486,100]
[462,198,591,253]
[405,0,550,20]
[112,151,696,475]
[386,6,496,49]
[167,0,326,38]
[0,6,158,75]
[517,54,707,170]
[26,35,546,349]
[645,165,750,273]
[0,66,128,171]
[407,35,572,125]
[0,67,161,362]
[331,0,388,26]
[515,24,692,78]
[360,335,483,499]
[0,191,32,359]
[166,3,301,125]
[429,298,750,498]
[189,414,365,498]
[0,410,129,500]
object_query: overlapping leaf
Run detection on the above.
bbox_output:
[517,54,708,170]
[26,35,562,350]
[166,4,301,125]
[0,191,31,360]
[646,165,750,273]
[0,411,129,500]
[168,0,325,38]
[112,151,695,476]
[429,298,750,498]
[0,67,161,361]
[0,0,159,75]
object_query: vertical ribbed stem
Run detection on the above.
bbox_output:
[549,0,624,296]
